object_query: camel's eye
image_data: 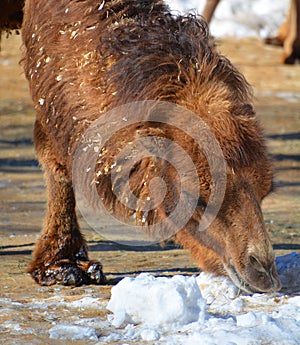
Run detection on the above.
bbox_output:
[250,255,258,265]
[249,255,266,273]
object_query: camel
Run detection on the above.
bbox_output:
[6,0,282,293]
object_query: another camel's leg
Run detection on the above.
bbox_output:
[282,0,300,64]
[265,0,300,64]
[265,18,288,47]
[28,120,106,286]
[202,0,221,24]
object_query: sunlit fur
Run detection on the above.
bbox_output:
[22,0,280,292]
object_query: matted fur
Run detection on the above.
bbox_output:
[21,0,280,292]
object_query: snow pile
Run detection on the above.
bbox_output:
[104,253,300,344]
[276,252,300,290]
[165,0,288,38]
[16,252,296,343]
[197,272,244,314]
[107,273,206,329]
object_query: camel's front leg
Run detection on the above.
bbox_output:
[28,163,106,286]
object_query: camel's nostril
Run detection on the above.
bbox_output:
[248,255,282,291]
[225,256,281,293]
[269,264,282,291]
[270,277,282,292]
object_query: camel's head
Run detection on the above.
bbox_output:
[191,167,281,294]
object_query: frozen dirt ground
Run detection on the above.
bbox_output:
[0,26,299,345]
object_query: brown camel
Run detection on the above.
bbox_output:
[6,0,283,293]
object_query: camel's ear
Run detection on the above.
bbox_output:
[232,103,256,118]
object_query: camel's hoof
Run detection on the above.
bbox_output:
[58,264,84,286]
[86,261,107,284]
[29,260,107,286]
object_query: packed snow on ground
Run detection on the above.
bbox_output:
[165,0,289,38]
[1,253,299,344]
[38,252,299,344]
[104,252,300,344]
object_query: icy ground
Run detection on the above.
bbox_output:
[2,253,299,344]
[166,0,289,38]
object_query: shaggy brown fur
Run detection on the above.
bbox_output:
[21,0,281,292]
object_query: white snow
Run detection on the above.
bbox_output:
[103,252,300,344]
[276,251,300,290]
[165,0,289,38]
[107,273,206,329]
[49,324,98,341]
[1,253,299,343]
